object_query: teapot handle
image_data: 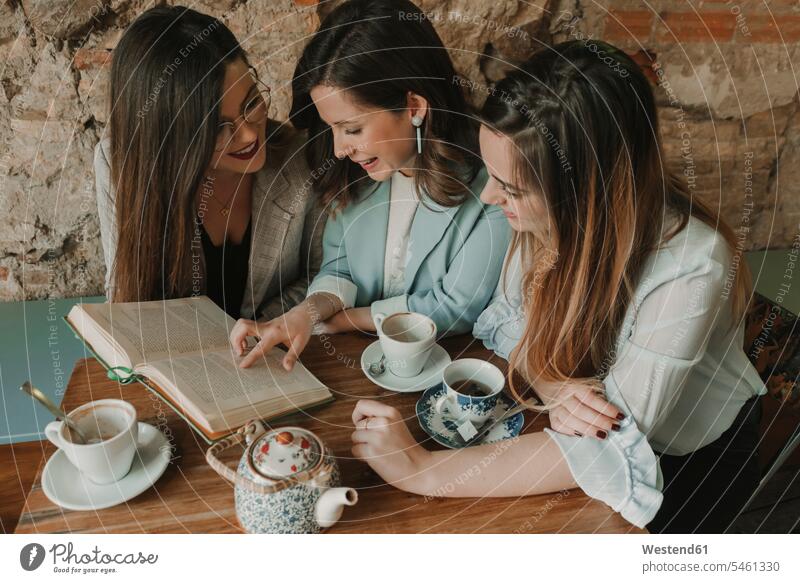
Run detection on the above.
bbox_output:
[205,421,282,495]
[205,424,252,487]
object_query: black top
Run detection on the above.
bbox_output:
[200,221,252,320]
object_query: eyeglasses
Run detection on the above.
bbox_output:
[214,70,272,152]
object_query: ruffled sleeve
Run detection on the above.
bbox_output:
[544,399,664,528]
[472,247,524,360]
[472,292,524,360]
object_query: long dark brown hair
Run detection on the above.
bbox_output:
[107,5,282,302]
[290,0,481,210]
[479,40,750,389]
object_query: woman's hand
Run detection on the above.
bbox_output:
[229,304,314,370]
[316,307,375,335]
[351,400,432,493]
[536,378,625,440]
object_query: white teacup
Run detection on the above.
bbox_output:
[373,311,437,378]
[45,399,138,485]
[435,359,505,425]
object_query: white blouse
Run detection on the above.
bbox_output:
[382,171,418,298]
[473,215,767,526]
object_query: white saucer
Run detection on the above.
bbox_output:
[360,340,451,393]
[42,422,172,511]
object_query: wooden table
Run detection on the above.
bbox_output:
[14,334,644,534]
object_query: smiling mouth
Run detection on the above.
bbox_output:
[229,139,258,159]
[352,156,378,168]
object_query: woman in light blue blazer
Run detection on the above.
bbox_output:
[307,168,508,336]
[231,0,509,369]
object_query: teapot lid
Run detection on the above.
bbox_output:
[249,427,323,480]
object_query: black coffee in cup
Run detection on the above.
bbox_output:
[450,379,493,397]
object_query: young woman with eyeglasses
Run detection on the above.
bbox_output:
[95,6,323,320]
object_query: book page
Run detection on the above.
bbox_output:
[143,348,326,425]
[67,306,133,370]
[78,297,234,365]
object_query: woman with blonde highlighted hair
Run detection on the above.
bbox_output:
[346,40,766,534]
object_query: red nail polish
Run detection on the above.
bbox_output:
[612,423,620,431]
[596,430,607,439]
[616,413,626,421]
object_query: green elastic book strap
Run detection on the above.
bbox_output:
[106,366,138,384]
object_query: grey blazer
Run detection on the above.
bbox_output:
[94,130,323,321]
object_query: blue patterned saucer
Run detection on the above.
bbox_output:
[416,383,524,449]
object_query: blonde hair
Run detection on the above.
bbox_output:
[480,41,750,395]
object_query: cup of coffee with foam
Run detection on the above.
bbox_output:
[435,359,505,425]
[45,399,138,485]
[373,311,437,377]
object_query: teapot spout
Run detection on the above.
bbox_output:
[315,487,358,529]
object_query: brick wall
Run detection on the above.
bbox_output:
[0,0,798,301]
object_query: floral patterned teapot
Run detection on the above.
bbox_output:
[206,420,357,534]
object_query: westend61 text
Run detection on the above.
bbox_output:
[642,544,708,555]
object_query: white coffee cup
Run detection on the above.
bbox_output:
[373,311,437,377]
[435,359,505,425]
[45,399,138,485]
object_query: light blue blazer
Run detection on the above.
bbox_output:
[307,167,511,336]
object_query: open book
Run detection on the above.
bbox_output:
[66,296,334,442]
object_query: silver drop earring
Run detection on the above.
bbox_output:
[411,115,423,154]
